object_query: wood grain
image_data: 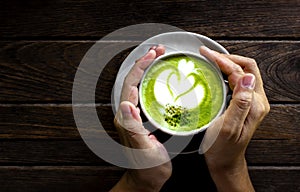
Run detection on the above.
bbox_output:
[0,41,299,103]
[0,104,116,139]
[221,41,300,102]
[0,0,299,39]
[1,1,299,191]
[246,139,300,165]
[0,166,298,192]
[0,166,124,192]
[249,166,300,192]
[0,104,299,140]
[0,104,299,165]
[0,139,298,165]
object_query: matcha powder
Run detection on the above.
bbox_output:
[164,104,191,127]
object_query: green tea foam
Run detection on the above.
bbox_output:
[140,53,224,133]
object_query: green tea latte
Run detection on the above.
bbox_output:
[140,53,225,134]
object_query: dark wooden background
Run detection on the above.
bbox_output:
[0,0,299,191]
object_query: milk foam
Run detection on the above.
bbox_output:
[154,59,205,109]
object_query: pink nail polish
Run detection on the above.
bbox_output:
[242,74,255,89]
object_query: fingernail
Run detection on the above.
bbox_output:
[242,74,255,89]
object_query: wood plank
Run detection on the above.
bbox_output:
[0,104,116,139]
[0,41,299,103]
[1,104,298,140]
[0,140,103,165]
[0,104,298,165]
[249,166,300,192]
[0,166,124,192]
[0,139,298,165]
[0,41,125,103]
[246,139,300,165]
[0,0,299,38]
[0,166,298,192]
[254,104,300,140]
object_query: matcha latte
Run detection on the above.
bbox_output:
[139,52,226,135]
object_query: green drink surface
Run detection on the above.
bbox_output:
[140,54,224,132]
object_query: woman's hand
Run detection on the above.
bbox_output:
[110,45,172,192]
[200,46,270,192]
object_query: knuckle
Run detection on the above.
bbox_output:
[248,58,257,65]
[236,97,252,111]
[248,58,260,71]
[252,101,270,120]
[263,102,270,116]
[231,63,243,73]
[258,102,268,115]
[262,102,271,116]
[256,107,265,118]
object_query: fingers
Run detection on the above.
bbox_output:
[222,74,255,141]
[117,45,165,149]
[200,46,244,90]
[114,101,153,149]
[121,45,165,105]
[200,46,265,95]
[124,49,156,87]
[151,44,165,57]
[225,54,265,94]
[128,44,165,85]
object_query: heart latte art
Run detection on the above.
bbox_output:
[140,54,224,133]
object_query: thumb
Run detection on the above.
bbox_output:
[223,73,255,139]
[117,101,152,148]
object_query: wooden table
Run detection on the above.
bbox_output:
[0,0,299,191]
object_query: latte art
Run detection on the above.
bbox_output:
[154,58,208,109]
[140,53,224,134]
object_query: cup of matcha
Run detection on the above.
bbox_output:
[139,51,227,136]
